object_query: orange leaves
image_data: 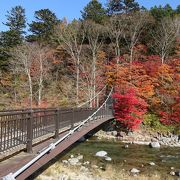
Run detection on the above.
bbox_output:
[106,55,179,127]
[157,64,174,83]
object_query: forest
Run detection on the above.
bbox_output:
[0,0,179,132]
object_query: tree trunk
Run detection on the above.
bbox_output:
[27,72,33,109]
[92,52,96,107]
[115,38,120,64]
[38,53,43,107]
[76,57,80,105]
[130,47,133,65]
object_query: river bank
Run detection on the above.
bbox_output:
[95,128,180,148]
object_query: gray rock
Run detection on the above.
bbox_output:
[105,156,112,161]
[62,160,68,164]
[92,165,98,169]
[149,162,155,166]
[68,158,79,165]
[175,171,180,177]
[130,168,140,173]
[124,144,129,148]
[111,131,117,136]
[170,171,175,176]
[106,132,112,136]
[128,132,133,136]
[83,161,90,165]
[95,151,107,157]
[119,131,126,137]
[80,166,89,172]
[149,142,160,148]
[77,155,83,160]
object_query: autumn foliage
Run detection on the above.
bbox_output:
[113,88,147,130]
[106,54,180,130]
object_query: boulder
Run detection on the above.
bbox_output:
[83,161,90,165]
[62,160,68,164]
[170,171,175,176]
[149,142,160,148]
[77,155,83,160]
[80,166,89,172]
[68,158,79,165]
[124,144,129,148]
[149,162,155,166]
[95,151,107,157]
[130,168,140,173]
[111,131,118,136]
[92,165,98,169]
[175,171,180,177]
[105,156,112,161]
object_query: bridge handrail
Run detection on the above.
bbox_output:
[3,88,113,180]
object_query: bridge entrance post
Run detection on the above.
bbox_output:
[55,108,60,139]
[26,111,33,153]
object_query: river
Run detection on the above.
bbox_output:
[36,138,180,180]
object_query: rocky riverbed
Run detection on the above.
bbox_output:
[95,129,180,148]
[36,136,180,180]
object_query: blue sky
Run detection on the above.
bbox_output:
[0,0,179,31]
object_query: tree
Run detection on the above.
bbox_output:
[53,20,85,105]
[4,6,26,33]
[176,5,180,14]
[150,17,180,63]
[81,0,107,24]
[150,4,175,22]
[113,88,147,131]
[0,30,24,70]
[106,15,127,62]
[10,43,51,108]
[107,0,140,15]
[124,12,148,63]
[28,9,59,43]
[0,6,26,70]
[83,20,104,103]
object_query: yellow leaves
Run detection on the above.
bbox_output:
[97,50,106,64]
[157,64,174,83]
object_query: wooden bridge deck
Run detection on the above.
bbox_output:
[0,116,113,179]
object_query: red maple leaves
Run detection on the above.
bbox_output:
[113,88,147,130]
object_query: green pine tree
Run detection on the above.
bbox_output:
[0,5,26,70]
[28,9,59,43]
[107,0,140,15]
[81,0,107,24]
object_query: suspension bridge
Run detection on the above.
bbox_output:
[0,87,114,180]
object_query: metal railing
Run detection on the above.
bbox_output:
[3,88,113,180]
[0,89,113,154]
[0,108,99,153]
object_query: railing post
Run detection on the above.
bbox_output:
[71,108,74,129]
[55,108,60,139]
[26,111,33,153]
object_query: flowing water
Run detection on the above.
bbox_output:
[37,138,180,179]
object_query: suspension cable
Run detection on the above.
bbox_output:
[77,84,107,108]
[3,88,113,180]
